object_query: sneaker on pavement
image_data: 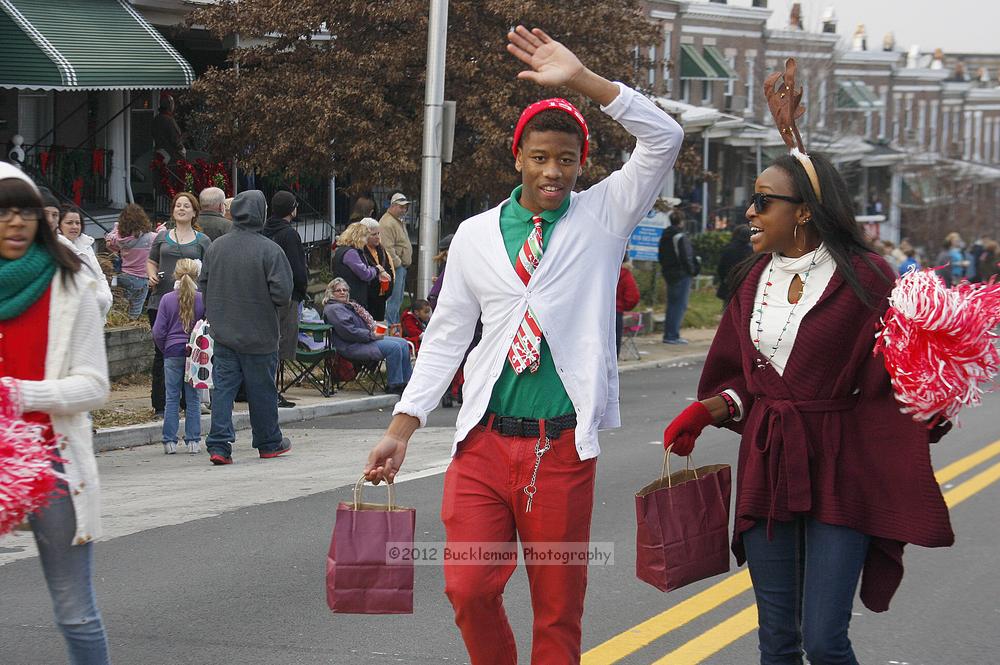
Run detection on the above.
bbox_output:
[277,396,296,408]
[663,338,689,345]
[163,441,177,455]
[187,441,201,454]
[209,453,233,465]
[259,437,292,459]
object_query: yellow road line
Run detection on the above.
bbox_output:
[649,605,758,665]
[583,439,1000,665]
[935,438,1000,485]
[581,570,751,665]
[943,459,1000,508]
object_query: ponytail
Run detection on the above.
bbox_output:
[173,258,201,333]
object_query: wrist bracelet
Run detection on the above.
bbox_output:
[718,391,737,422]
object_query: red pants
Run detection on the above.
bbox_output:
[441,423,597,665]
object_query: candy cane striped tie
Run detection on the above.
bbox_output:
[508,216,544,374]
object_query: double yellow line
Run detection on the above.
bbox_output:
[583,438,1000,665]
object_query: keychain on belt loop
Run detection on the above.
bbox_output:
[524,420,552,513]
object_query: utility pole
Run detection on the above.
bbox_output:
[417,0,449,298]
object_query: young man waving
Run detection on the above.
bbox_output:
[364,26,683,664]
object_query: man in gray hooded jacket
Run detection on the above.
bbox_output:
[199,190,294,464]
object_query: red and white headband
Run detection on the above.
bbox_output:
[511,98,590,165]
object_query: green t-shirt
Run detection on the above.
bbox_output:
[486,186,575,419]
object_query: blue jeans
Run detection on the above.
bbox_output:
[663,275,692,341]
[385,265,407,325]
[29,486,111,664]
[743,518,870,665]
[374,337,413,386]
[117,273,148,320]
[162,355,200,444]
[206,343,283,457]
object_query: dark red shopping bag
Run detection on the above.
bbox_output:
[327,477,416,614]
[635,451,732,592]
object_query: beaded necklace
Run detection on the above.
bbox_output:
[752,250,819,363]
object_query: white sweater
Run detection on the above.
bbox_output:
[394,83,684,459]
[62,233,113,318]
[19,270,110,545]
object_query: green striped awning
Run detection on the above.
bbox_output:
[680,44,720,80]
[0,0,194,91]
[835,80,884,111]
[703,46,738,80]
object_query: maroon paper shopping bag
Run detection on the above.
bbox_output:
[635,452,732,592]
[327,477,416,614]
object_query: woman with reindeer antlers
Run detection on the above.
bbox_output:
[660,59,954,664]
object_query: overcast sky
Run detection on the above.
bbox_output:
[699,0,997,55]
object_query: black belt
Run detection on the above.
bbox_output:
[479,413,577,439]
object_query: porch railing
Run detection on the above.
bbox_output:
[22,145,113,210]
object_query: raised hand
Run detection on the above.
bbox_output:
[506,26,584,89]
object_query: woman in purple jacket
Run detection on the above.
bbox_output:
[152,259,205,454]
[321,277,411,394]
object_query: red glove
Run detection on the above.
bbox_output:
[663,401,714,456]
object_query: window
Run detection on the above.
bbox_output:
[942,109,950,154]
[17,92,53,148]
[745,57,755,113]
[725,56,736,98]
[917,100,927,149]
[964,111,973,160]
[648,46,657,87]
[929,101,939,152]
[681,79,691,102]
[818,79,828,128]
[702,80,712,105]
[663,30,673,94]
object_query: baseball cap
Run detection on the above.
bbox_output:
[390,192,411,206]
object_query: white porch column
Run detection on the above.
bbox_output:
[107,90,128,208]
[888,169,902,245]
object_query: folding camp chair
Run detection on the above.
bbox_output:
[619,311,643,361]
[330,353,386,396]
[280,322,336,397]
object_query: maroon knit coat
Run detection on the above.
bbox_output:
[698,252,954,612]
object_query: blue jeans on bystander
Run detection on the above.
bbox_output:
[163,355,200,445]
[206,342,284,458]
[385,265,407,326]
[663,275,692,342]
[29,484,111,664]
[117,273,149,320]
[742,517,870,665]
[374,336,412,386]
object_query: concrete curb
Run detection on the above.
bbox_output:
[94,394,400,452]
[93,352,709,452]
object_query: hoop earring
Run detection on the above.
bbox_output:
[794,223,806,252]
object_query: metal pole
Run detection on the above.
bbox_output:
[232,32,240,195]
[417,0,449,299]
[701,134,709,233]
[755,141,762,174]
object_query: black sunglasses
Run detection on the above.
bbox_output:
[747,192,803,215]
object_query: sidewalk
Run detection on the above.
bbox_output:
[94,326,717,451]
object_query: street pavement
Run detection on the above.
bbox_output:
[2,361,999,664]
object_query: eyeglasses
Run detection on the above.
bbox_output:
[332,288,350,293]
[0,207,43,223]
[747,193,803,215]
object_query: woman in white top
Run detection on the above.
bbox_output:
[58,206,113,318]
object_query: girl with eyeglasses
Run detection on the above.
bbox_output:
[0,164,112,664]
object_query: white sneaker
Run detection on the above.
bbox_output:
[163,442,177,455]
[188,441,201,454]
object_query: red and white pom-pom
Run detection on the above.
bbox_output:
[0,416,63,537]
[875,268,1000,422]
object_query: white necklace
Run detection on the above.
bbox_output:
[752,250,819,364]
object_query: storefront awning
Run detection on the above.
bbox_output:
[703,46,738,80]
[835,80,884,111]
[680,44,721,80]
[0,0,194,91]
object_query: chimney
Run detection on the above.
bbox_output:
[883,32,895,52]
[930,48,944,70]
[906,45,920,69]
[852,24,867,51]
[821,7,837,33]
[789,3,804,30]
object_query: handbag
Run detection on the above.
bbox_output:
[184,319,214,389]
[326,477,416,614]
[635,450,732,592]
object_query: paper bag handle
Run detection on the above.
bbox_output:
[353,475,396,510]
[661,447,699,488]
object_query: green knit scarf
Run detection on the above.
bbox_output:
[0,243,57,321]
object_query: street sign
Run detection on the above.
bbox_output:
[628,210,670,262]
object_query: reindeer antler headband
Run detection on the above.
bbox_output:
[763,58,822,202]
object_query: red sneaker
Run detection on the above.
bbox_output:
[259,438,291,459]
[209,454,233,465]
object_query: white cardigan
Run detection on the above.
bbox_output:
[19,269,110,545]
[61,234,112,318]
[394,83,684,459]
